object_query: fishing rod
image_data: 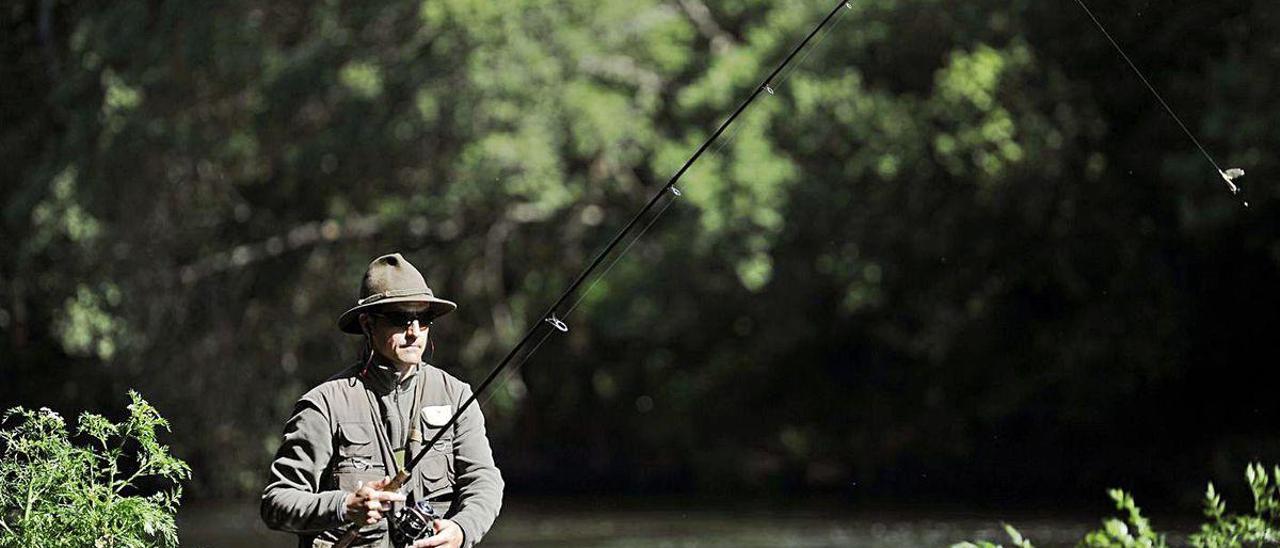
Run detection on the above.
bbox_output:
[332,1,853,545]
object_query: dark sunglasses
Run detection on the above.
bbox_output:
[370,310,434,328]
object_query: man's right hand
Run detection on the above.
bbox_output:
[343,477,406,525]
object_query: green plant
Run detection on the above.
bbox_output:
[1078,489,1166,547]
[0,391,191,547]
[953,523,1035,548]
[955,463,1280,548]
[1189,463,1280,546]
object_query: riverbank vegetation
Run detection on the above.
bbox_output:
[0,392,189,548]
[958,464,1280,547]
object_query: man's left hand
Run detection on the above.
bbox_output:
[411,518,463,548]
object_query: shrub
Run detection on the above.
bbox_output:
[0,391,190,547]
[1191,463,1280,546]
[954,463,1280,547]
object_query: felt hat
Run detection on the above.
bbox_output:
[337,253,457,334]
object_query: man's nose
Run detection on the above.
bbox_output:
[407,320,425,336]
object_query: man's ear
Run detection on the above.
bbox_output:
[358,313,372,336]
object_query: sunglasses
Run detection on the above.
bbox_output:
[370,310,435,328]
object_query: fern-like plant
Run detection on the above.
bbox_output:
[0,391,190,547]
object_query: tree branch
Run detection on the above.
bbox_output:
[178,215,384,284]
[579,54,664,97]
[675,0,735,54]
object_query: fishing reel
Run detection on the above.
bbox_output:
[389,499,440,547]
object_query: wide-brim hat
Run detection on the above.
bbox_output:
[337,252,457,334]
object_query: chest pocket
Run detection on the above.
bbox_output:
[333,422,385,493]
[417,405,455,493]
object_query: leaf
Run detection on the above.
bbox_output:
[1003,523,1034,548]
[1104,518,1129,538]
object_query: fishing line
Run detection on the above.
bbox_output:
[1072,0,1248,205]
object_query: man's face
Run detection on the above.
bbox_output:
[361,303,431,368]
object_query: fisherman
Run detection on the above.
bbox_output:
[262,253,503,548]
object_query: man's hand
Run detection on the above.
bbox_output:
[343,477,406,525]
[411,518,463,548]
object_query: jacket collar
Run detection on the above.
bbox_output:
[361,356,419,394]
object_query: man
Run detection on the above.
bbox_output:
[263,253,503,548]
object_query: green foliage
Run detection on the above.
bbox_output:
[0,392,190,548]
[1189,463,1280,546]
[957,464,1280,547]
[952,523,1035,548]
[1079,489,1166,548]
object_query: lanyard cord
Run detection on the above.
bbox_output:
[405,368,427,456]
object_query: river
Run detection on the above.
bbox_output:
[179,497,1104,547]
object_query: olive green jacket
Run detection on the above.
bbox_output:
[261,362,503,547]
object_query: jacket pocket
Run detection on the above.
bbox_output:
[334,422,384,491]
[336,422,379,460]
[417,413,455,493]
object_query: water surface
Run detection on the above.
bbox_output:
[180,497,1099,547]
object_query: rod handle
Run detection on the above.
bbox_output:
[331,471,412,548]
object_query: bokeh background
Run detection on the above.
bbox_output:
[4,0,1279,545]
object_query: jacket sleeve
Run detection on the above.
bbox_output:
[261,394,349,533]
[450,384,504,547]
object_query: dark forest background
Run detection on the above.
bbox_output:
[3,0,1279,512]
